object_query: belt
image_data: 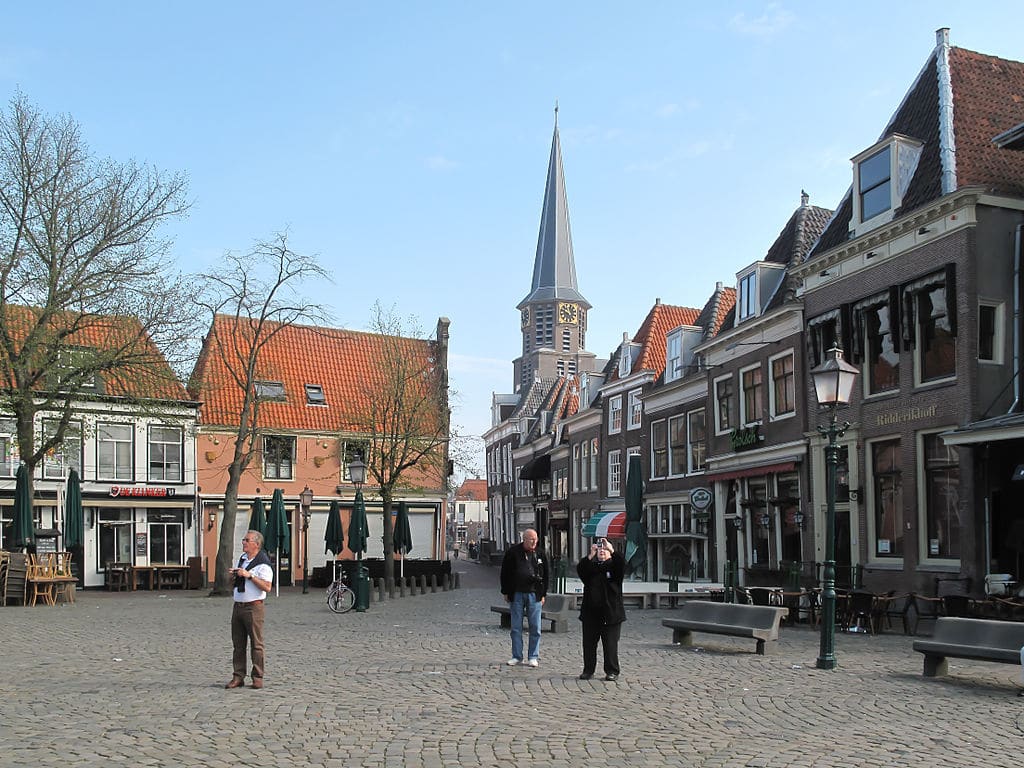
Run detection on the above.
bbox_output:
[235,599,264,605]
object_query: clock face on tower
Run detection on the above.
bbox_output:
[558,302,578,324]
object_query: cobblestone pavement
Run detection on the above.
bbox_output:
[1,561,1022,767]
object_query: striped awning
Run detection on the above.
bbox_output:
[582,511,626,539]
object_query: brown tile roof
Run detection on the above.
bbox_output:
[631,302,701,376]
[810,43,1024,256]
[1,305,189,401]
[189,315,439,431]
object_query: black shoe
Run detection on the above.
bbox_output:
[1018,689,1024,697]
[578,672,593,680]
[604,674,618,682]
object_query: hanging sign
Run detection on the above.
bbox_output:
[690,487,713,512]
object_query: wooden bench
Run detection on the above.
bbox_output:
[490,594,572,633]
[662,600,789,655]
[912,616,1024,677]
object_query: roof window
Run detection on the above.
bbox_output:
[254,380,286,400]
[305,384,326,406]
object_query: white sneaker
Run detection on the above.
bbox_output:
[506,658,521,666]
[527,658,539,668]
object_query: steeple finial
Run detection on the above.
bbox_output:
[554,100,558,128]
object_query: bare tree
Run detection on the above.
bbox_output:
[191,235,327,595]
[0,93,194,494]
[350,303,457,589]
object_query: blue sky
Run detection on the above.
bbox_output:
[1,3,1021,477]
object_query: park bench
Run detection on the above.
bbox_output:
[490,594,572,633]
[912,616,1024,677]
[662,600,789,655]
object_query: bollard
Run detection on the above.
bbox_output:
[399,577,406,597]
[375,578,386,602]
[418,574,427,595]
[430,574,438,593]
[453,572,461,590]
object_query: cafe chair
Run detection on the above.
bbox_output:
[843,590,877,634]
[105,562,130,592]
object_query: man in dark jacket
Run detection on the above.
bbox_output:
[576,538,625,681]
[500,528,547,667]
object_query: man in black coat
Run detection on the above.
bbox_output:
[576,538,625,681]
[500,529,547,667]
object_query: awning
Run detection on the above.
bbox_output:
[941,413,1024,446]
[582,511,626,539]
[704,461,797,483]
[519,454,551,480]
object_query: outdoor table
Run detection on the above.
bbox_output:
[131,565,155,590]
[154,565,188,589]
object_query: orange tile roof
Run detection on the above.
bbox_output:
[456,478,488,500]
[190,315,441,432]
[1,304,189,401]
[632,303,701,376]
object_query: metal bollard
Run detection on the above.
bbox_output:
[430,574,438,593]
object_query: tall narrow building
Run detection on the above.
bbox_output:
[512,119,596,391]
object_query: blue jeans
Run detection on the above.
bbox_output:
[510,591,542,661]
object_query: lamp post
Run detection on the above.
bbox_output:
[348,453,370,612]
[810,346,859,670]
[300,486,314,594]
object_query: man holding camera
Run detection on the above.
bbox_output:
[226,530,274,690]
[576,537,625,681]
[500,528,547,667]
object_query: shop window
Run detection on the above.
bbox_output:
[148,511,184,564]
[922,432,959,561]
[870,439,902,558]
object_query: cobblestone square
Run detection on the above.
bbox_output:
[1,562,1020,767]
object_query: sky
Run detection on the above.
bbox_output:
[1,2,1021,479]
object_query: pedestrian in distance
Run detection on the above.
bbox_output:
[226,530,274,690]
[576,537,625,681]
[500,528,547,667]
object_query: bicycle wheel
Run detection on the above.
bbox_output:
[327,585,355,613]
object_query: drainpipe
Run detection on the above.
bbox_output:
[1011,224,1024,414]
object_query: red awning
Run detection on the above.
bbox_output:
[704,461,797,483]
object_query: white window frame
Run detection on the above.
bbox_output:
[768,350,796,420]
[668,414,686,477]
[609,395,623,434]
[687,408,706,474]
[739,363,764,427]
[0,425,18,478]
[978,300,1004,365]
[42,419,83,480]
[97,422,134,481]
[651,419,667,479]
[850,135,923,235]
[263,434,296,480]
[572,443,581,492]
[665,331,682,382]
[608,449,622,497]
[148,424,183,482]
[589,437,599,490]
[713,374,734,436]
[737,270,757,321]
[627,389,642,430]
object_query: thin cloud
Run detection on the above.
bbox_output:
[729,4,795,39]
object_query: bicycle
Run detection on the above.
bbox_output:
[326,575,356,614]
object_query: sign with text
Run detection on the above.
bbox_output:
[110,486,177,498]
[690,487,713,512]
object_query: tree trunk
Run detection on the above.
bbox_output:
[210,451,246,595]
[382,491,395,589]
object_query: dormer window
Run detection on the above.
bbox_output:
[618,346,632,377]
[850,134,923,235]
[666,331,682,382]
[735,264,784,326]
[738,271,756,321]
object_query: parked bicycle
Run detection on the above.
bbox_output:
[326,575,355,614]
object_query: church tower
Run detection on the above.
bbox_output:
[512,112,596,392]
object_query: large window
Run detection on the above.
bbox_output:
[918,285,956,383]
[572,444,581,491]
[770,353,794,417]
[589,438,598,490]
[666,332,682,382]
[627,390,642,430]
[148,425,183,482]
[858,145,891,221]
[263,435,295,480]
[580,439,589,490]
[608,450,621,497]
[714,376,735,433]
[651,421,667,478]
[923,432,960,560]
[42,419,82,479]
[97,423,134,481]
[871,439,902,558]
[741,365,763,425]
[609,396,623,434]
[669,415,686,475]
[687,409,705,473]
[807,310,841,368]
[98,508,134,567]
[776,474,803,563]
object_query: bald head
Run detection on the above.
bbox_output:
[522,529,538,551]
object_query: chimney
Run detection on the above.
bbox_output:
[800,189,809,207]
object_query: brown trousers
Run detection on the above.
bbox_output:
[231,600,266,681]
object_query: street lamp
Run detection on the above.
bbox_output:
[300,486,313,594]
[810,346,859,670]
[348,453,370,611]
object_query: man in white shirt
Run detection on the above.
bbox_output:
[226,530,274,689]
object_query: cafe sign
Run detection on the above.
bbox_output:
[729,425,763,452]
[110,486,177,498]
[690,487,713,513]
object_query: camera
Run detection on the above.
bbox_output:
[595,538,606,547]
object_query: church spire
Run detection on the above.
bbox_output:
[518,117,590,310]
